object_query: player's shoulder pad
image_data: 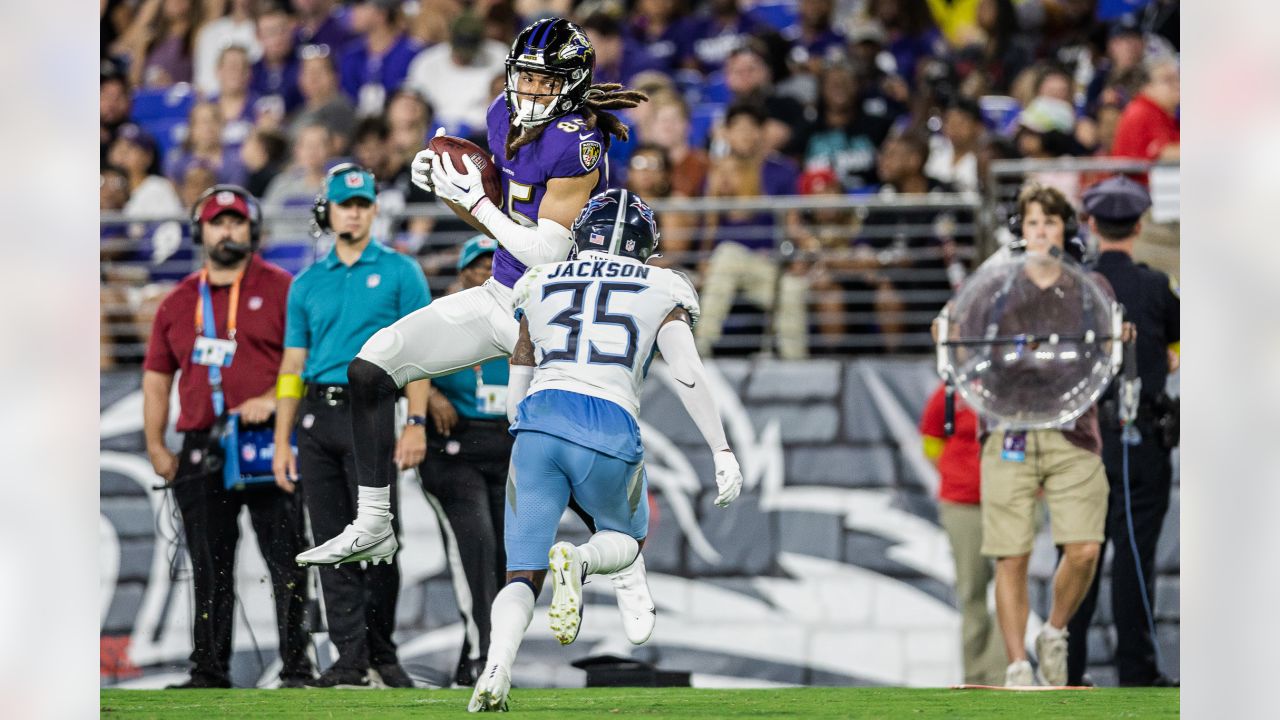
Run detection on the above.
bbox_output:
[665,268,701,327]
[550,114,604,173]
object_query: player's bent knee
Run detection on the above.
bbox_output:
[348,357,398,394]
[357,326,405,366]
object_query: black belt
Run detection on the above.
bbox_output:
[306,384,349,406]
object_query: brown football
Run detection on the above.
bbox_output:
[427,135,504,208]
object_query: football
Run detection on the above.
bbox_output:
[427,134,504,208]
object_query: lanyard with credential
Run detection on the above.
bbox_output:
[195,268,243,417]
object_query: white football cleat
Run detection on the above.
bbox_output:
[296,519,398,567]
[1005,659,1035,687]
[608,553,656,645]
[467,663,510,712]
[1035,626,1069,686]
[547,541,585,645]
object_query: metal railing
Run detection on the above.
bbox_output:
[100,192,984,365]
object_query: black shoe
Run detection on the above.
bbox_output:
[166,674,231,689]
[303,666,371,688]
[279,675,313,688]
[373,662,414,688]
[1150,674,1180,687]
[455,658,486,687]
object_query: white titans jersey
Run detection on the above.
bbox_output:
[512,251,700,418]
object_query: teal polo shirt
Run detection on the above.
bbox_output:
[285,240,431,384]
[433,358,510,420]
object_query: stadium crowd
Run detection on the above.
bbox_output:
[101,0,1180,363]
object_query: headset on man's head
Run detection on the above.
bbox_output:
[311,162,376,233]
[189,184,263,248]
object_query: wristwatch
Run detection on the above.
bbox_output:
[406,415,427,427]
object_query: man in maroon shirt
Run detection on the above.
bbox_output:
[142,185,313,689]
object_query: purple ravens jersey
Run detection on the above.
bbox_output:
[485,95,609,287]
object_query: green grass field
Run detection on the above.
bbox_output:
[101,687,1178,718]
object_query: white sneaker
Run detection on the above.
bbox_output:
[467,663,510,712]
[608,554,656,645]
[296,518,397,567]
[1035,625,1069,686]
[1005,659,1034,687]
[547,541,585,645]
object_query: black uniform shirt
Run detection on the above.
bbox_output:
[1092,250,1180,401]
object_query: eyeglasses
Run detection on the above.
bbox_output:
[629,156,664,172]
[299,44,332,61]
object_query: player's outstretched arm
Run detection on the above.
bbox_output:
[506,316,536,424]
[432,154,594,267]
[655,308,742,508]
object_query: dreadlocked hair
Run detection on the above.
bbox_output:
[504,83,649,161]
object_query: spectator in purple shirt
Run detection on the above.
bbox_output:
[626,0,696,76]
[252,4,303,115]
[867,0,947,90]
[293,0,356,51]
[210,45,268,149]
[583,13,657,88]
[695,103,807,359]
[339,0,423,117]
[783,0,847,75]
[123,0,202,88]
[163,101,248,187]
[686,0,769,75]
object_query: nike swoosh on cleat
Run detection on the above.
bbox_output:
[676,379,695,388]
[351,533,386,552]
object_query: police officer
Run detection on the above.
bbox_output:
[271,164,432,688]
[1067,176,1180,686]
[416,235,515,686]
[142,185,313,688]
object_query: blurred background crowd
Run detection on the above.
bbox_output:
[100,0,1180,365]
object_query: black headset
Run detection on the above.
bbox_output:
[311,162,375,234]
[1006,205,1086,262]
[189,184,262,248]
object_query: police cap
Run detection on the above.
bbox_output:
[1082,175,1152,224]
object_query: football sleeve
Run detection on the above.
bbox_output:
[668,270,702,328]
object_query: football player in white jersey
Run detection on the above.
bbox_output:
[468,189,743,712]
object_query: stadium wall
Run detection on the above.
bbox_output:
[99,358,1180,688]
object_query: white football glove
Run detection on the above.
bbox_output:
[431,150,489,213]
[713,450,742,508]
[409,127,447,193]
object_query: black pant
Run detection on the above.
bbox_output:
[296,397,402,671]
[1066,419,1173,685]
[172,431,312,684]
[419,416,514,676]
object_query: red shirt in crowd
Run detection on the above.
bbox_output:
[1110,93,1179,184]
[919,383,982,505]
[143,256,292,432]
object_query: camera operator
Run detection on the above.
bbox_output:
[142,185,313,689]
[1065,176,1180,687]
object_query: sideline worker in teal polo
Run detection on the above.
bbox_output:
[272,163,431,689]
[416,235,515,686]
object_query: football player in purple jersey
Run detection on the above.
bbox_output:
[298,18,654,612]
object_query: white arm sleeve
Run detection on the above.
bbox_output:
[506,364,534,424]
[656,320,729,453]
[472,198,575,267]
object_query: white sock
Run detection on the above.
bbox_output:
[1041,623,1068,639]
[576,531,639,576]
[355,485,391,533]
[486,582,536,670]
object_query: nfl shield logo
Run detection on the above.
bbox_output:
[242,444,257,462]
[589,232,605,246]
[345,173,364,188]
[367,273,381,288]
[248,296,263,311]
[625,238,635,251]
[579,141,601,172]
[215,191,236,206]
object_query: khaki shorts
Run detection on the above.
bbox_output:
[980,429,1108,557]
